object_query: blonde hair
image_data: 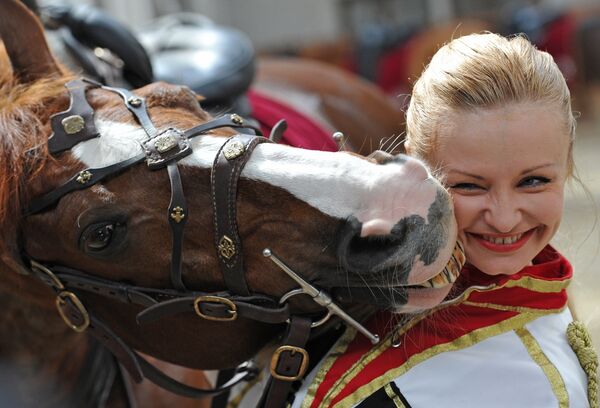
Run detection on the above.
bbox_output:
[406,33,576,175]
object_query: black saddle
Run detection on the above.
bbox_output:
[139,13,256,108]
[37,3,255,110]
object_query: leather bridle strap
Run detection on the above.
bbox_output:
[211,134,271,295]
[43,264,262,397]
[48,79,100,154]
[262,316,312,408]
[104,86,157,138]
[24,153,146,216]
[136,295,290,325]
[167,162,188,291]
[29,262,291,324]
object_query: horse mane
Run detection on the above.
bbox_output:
[0,44,72,224]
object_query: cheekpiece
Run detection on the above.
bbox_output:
[142,128,192,170]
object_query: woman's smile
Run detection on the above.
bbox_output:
[467,228,535,253]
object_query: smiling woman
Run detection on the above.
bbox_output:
[395,33,596,408]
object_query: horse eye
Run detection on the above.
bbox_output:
[80,222,124,253]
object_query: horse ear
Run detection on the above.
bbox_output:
[0,0,61,82]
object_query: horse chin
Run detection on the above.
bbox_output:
[392,285,454,314]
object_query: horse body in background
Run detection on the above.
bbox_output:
[0,1,459,406]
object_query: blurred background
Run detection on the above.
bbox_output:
[36,0,600,346]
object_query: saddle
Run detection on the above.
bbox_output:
[39,3,255,113]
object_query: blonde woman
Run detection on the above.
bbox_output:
[274,33,596,408]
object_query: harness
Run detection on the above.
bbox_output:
[21,78,380,408]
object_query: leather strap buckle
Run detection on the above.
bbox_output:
[270,345,309,381]
[194,295,238,322]
[30,260,63,289]
[56,291,90,333]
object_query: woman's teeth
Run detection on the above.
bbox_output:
[480,233,524,245]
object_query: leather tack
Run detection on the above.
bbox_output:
[211,134,271,295]
[143,128,192,170]
[48,79,100,154]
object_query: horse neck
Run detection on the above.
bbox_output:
[0,265,91,405]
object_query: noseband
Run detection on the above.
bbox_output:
[21,78,383,407]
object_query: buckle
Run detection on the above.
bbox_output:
[270,345,309,381]
[56,291,90,333]
[194,295,237,322]
[30,260,64,289]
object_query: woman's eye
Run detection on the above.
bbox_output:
[80,222,124,253]
[449,183,483,191]
[519,176,551,188]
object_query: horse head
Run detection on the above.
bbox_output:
[0,0,459,383]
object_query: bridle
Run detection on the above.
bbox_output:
[20,78,389,407]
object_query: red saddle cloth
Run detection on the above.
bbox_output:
[248,90,338,152]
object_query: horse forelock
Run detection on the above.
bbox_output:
[0,45,72,225]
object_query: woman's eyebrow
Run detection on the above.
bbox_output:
[448,163,555,179]
[447,169,485,180]
[521,163,555,175]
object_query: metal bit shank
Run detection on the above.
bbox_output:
[263,248,380,344]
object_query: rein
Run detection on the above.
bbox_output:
[21,78,380,407]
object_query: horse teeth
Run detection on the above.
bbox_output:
[415,241,465,289]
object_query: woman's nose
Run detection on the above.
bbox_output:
[483,196,522,233]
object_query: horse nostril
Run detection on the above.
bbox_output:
[337,217,407,272]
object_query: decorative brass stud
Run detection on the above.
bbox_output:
[61,115,85,135]
[170,206,185,223]
[223,140,245,160]
[76,170,93,184]
[155,134,178,153]
[230,113,244,125]
[128,96,143,107]
[218,235,236,259]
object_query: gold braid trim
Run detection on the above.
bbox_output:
[567,321,599,408]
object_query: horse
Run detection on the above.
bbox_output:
[0,1,461,406]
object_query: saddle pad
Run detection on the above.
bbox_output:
[248,90,338,152]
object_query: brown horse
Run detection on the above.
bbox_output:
[0,1,459,406]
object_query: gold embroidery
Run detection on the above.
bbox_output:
[333,310,563,408]
[515,327,569,407]
[316,315,427,408]
[384,383,407,408]
[567,321,599,408]
[503,275,570,293]
[301,328,358,408]
[462,300,565,314]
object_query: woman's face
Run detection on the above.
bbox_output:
[431,103,570,276]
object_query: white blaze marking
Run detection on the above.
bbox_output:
[72,120,438,227]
